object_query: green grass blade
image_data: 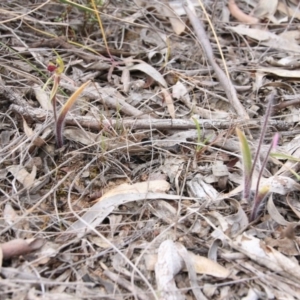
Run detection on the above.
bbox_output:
[236,128,252,201]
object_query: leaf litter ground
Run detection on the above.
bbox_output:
[1,0,300,299]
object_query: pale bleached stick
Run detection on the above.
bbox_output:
[184,5,249,120]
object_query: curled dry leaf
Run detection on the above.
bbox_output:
[149,200,177,225]
[161,87,175,119]
[159,1,186,35]
[230,233,300,281]
[188,252,230,278]
[187,174,219,202]
[159,156,185,183]
[175,243,208,300]
[267,194,295,226]
[146,243,230,278]
[33,241,60,265]
[128,62,168,88]
[64,180,181,238]
[7,165,38,190]
[224,198,248,237]
[1,238,45,259]
[286,194,300,219]
[22,117,34,138]
[228,26,300,53]
[172,80,190,103]
[148,50,165,66]
[228,0,259,24]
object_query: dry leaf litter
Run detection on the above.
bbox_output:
[1,0,300,299]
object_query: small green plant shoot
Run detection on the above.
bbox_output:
[236,92,279,221]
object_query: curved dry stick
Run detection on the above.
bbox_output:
[228,0,259,24]
[184,5,250,120]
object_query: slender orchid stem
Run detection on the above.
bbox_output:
[248,91,275,185]
[250,133,279,221]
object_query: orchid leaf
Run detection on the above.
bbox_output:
[236,128,252,201]
[56,80,91,148]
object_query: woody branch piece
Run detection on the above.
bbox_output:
[10,104,289,132]
[184,5,249,120]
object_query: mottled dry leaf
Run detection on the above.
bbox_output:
[33,241,60,265]
[265,237,300,256]
[275,135,300,177]
[7,165,37,189]
[3,202,18,225]
[172,80,190,103]
[208,239,222,261]
[279,30,300,44]
[159,156,185,183]
[265,175,300,195]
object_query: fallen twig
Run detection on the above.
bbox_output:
[184,5,249,120]
[228,0,259,24]
[10,103,290,131]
